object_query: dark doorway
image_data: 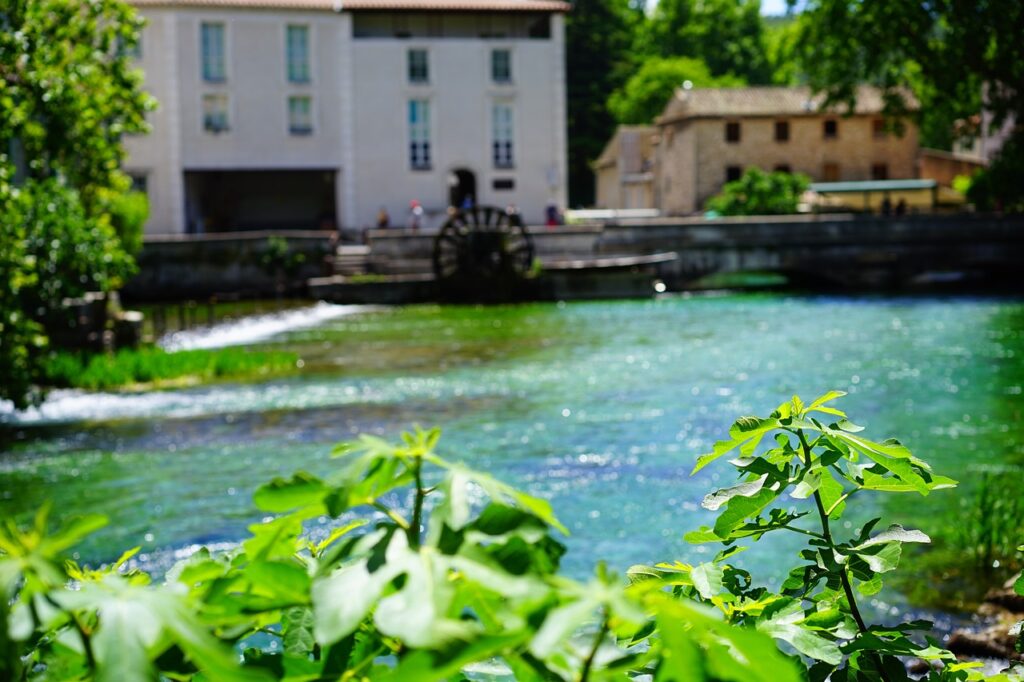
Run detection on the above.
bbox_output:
[448,168,477,209]
[183,169,336,233]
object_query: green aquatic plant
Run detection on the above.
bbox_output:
[42,346,300,391]
[0,394,1021,680]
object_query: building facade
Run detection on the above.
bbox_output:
[125,0,568,234]
[592,125,656,210]
[595,86,919,215]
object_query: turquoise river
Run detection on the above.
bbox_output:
[2,294,1023,624]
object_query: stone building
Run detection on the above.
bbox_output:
[592,125,656,210]
[596,85,920,215]
[124,0,569,234]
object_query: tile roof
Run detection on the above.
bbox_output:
[131,0,569,10]
[341,0,569,9]
[594,125,657,169]
[658,85,917,124]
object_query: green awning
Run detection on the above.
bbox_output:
[810,179,937,193]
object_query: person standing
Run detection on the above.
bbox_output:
[408,199,424,231]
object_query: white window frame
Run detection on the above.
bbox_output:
[407,48,429,84]
[408,99,431,170]
[201,93,230,134]
[286,24,311,84]
[288,95,314,135]
[492,101,514,169]
[491,48,512,84]
[200,22,227,83]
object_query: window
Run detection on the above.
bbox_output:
[409,99,431,169]
[822,162,840,182]
[774,120,789,142]
[823,118,838,139]
[872,118,887,139]
[726,165,742,182]
[491,49,511,83]
[202,94,229,133]
[493,178,515,191]
[129,173,148,195]
[871,163,888,180]
[201,22,226,82]
[492,102,514,168]
[286,25,310,83]
[774,164,791,174]
[118,33,142,59]
[288,95,313,135]
[408,49,428,83]
[725,121,741,143]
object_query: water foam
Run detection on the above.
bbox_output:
[160,302,372,351]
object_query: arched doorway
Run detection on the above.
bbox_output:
[447,168,477,209]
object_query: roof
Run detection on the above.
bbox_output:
[593,125,657,170]
[131,0,569,11]
[658,86,917,125]
[810,179,937,194]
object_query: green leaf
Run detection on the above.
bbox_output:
[712,488,778,538]
[43,514,108,554]
[860,471,957,492]
[1013,572,1023,597]
[93,599,154,682]
[246,561,311,604]
[282,607,315,657]
[701,474,769,511]
[529,597,598,659]
[690,562,724,600]
[253,472,328,513]
[818,471,847,519]
[806,391,847,413]
[858,576,884,596]
[832,433,933,495]
[854,524,930,549]
[693,417,780,474]
[757,621,843,665]
[312,558,396,646]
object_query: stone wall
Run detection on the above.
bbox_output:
[123,231,334,301]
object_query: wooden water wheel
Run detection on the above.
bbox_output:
[432,205,535,301]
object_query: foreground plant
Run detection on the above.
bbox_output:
[0,427,797,681]
[631,391,1022,681]
[2,395,1020,680]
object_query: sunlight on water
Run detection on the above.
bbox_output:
[2,294,1023,624]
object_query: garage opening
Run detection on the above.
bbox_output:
[184,169,337,233]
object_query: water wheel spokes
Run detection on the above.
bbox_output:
[432,205,535,300]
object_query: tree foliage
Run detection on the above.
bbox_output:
[706,167,810,216]
[607,57,745,125]
[565,0,645,206]
[643,0,773,84]
[797,0,1024,211]
[0,0,152,408]
[3,398,1020,680]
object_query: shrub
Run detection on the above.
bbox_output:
[706,167,810,216]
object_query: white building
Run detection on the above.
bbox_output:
[125,0,569,234]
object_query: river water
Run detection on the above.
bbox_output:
[2,294,1023,621]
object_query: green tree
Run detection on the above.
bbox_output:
[706,167,809,216]
[643,0,773,84]
[607,56,745,125]
[0,0,153,408]
[798,0,1024,210]
[565,0,645,206]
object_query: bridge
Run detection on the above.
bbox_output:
[594,213,1024,291]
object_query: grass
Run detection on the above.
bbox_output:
[43,346,301,392]
[895,468,1024,611]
